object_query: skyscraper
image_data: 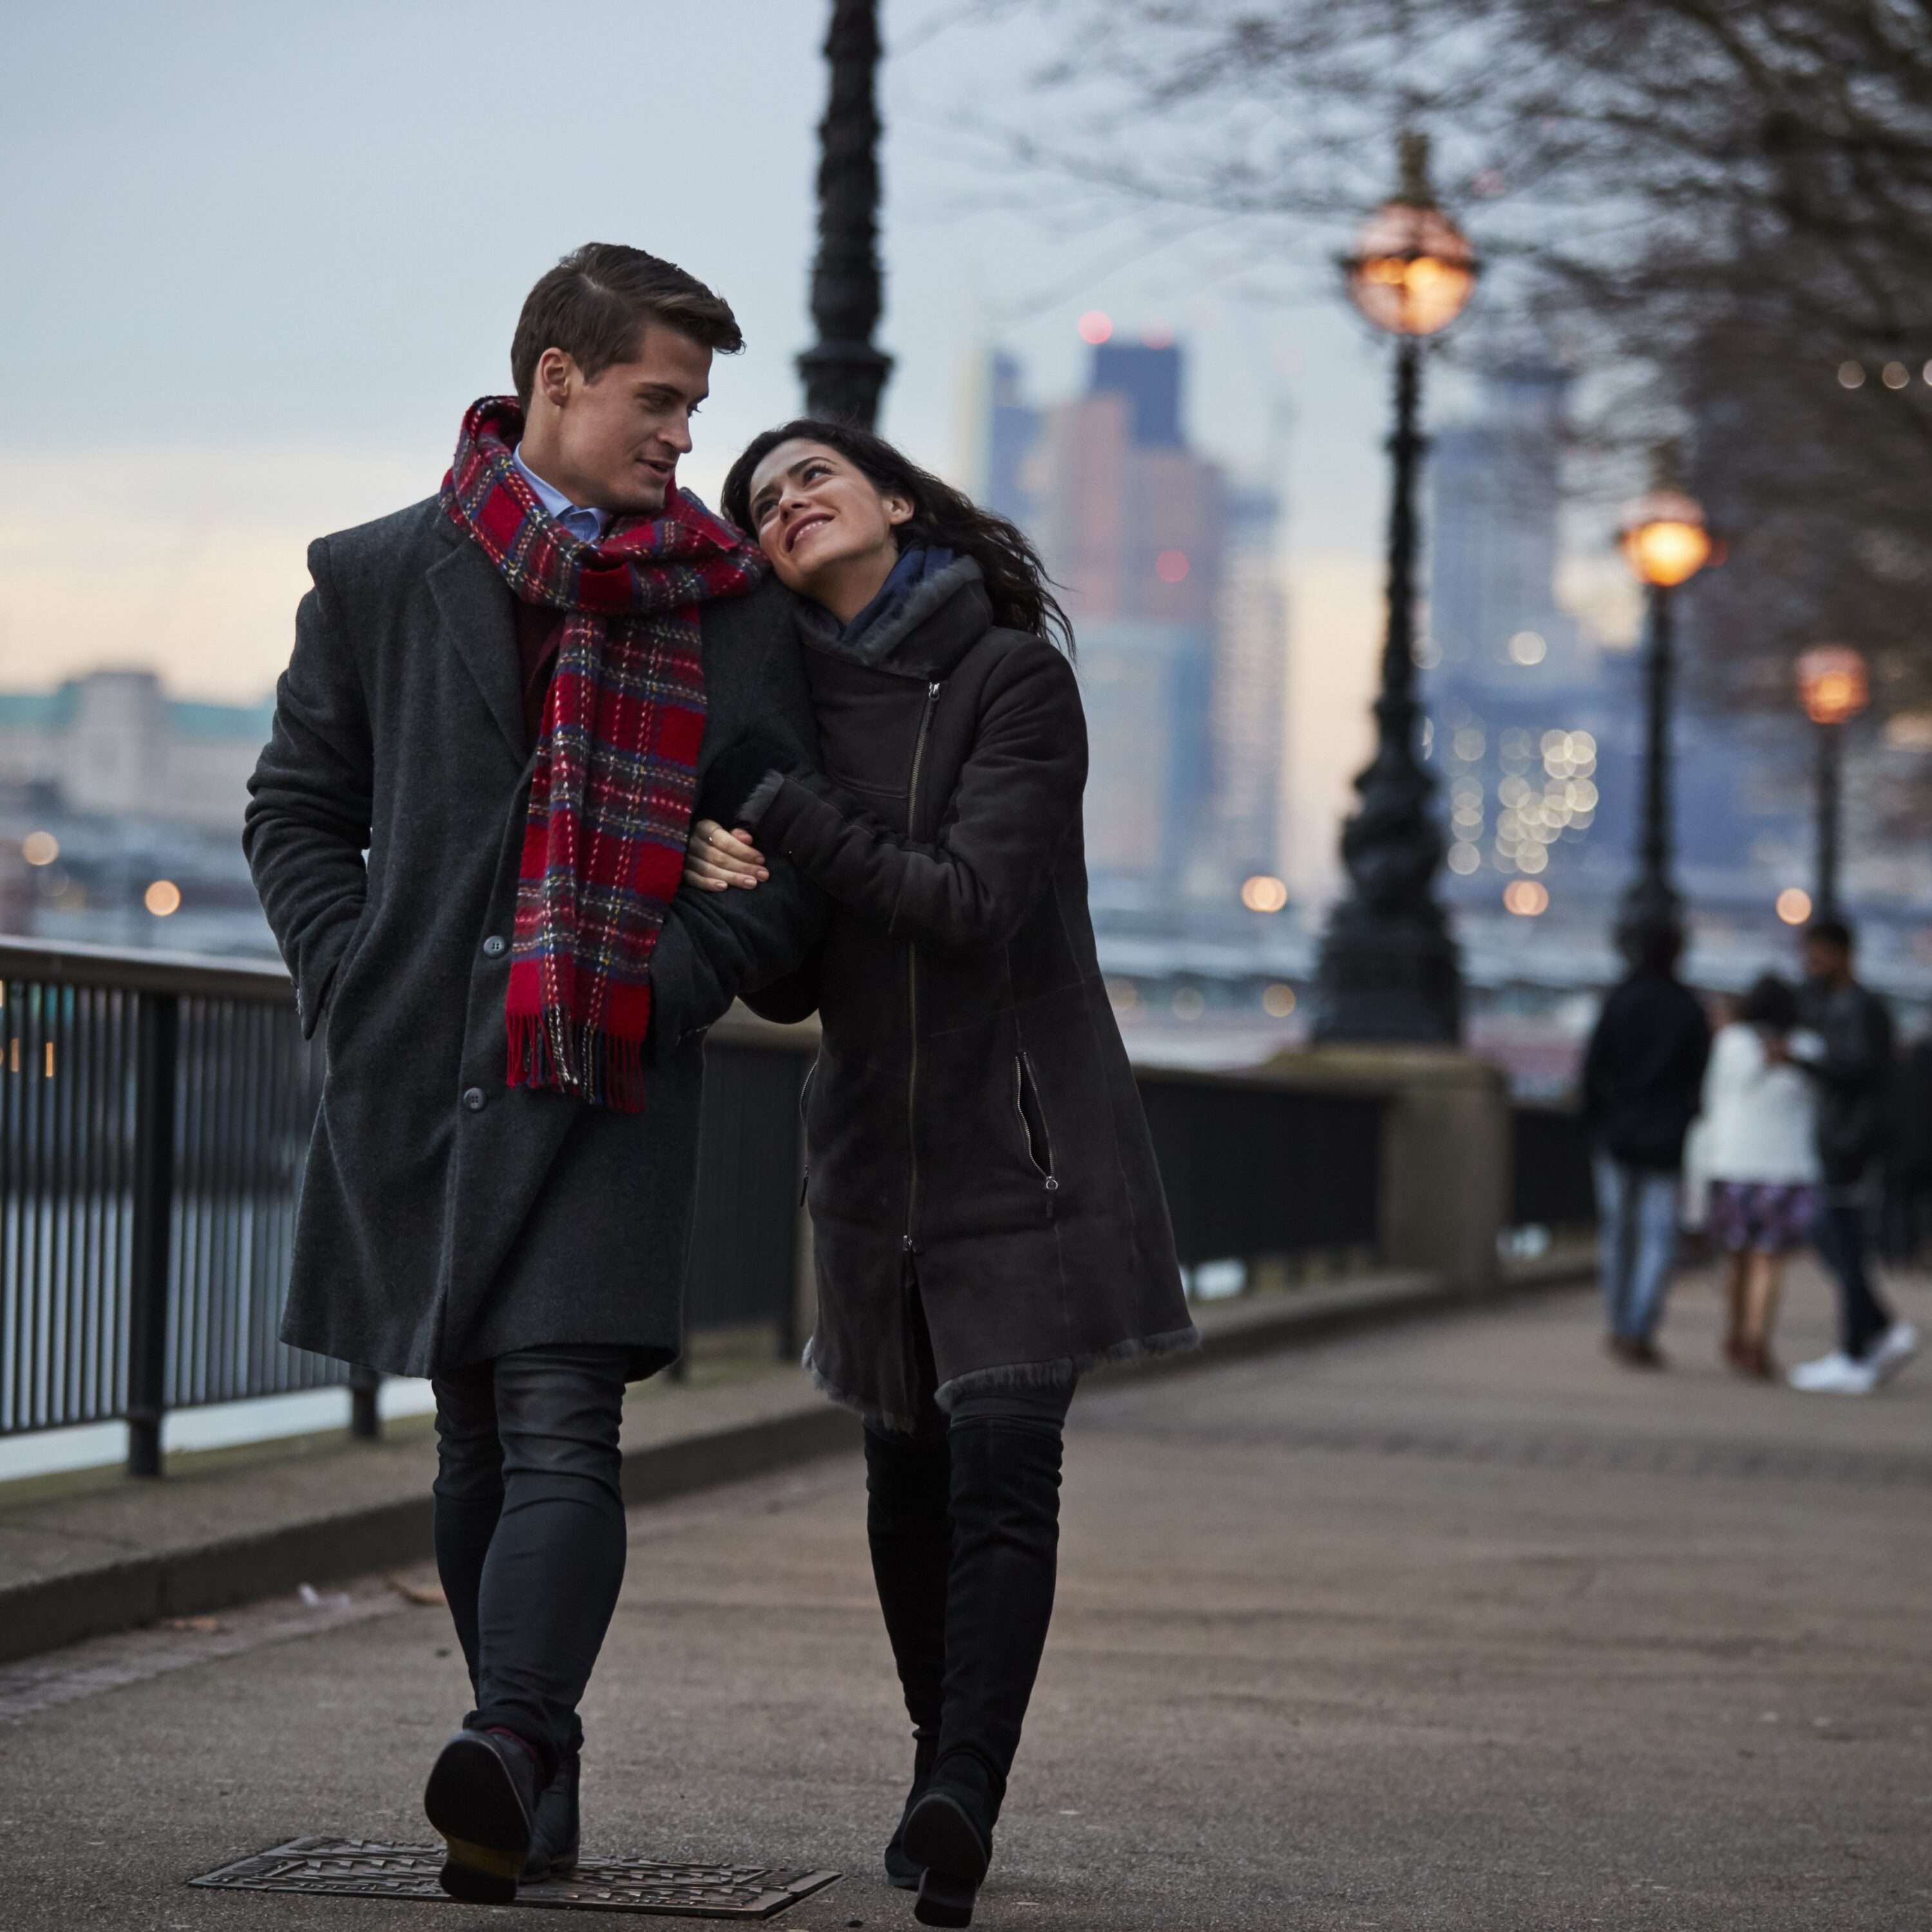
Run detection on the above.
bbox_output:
[954,338,1286,910]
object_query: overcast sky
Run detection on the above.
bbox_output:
[0,0,1461,890]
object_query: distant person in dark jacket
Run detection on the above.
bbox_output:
[1581,922,1711,1365]
[1787,920,1920,1394]
[1881,1034,1932,1264]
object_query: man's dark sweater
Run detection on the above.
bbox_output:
[1582,969,1712,1171]
[1798,979,1895,1185]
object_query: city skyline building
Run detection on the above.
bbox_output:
[957,339,1285,907]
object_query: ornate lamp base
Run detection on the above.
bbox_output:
[1313,900,1463,1045]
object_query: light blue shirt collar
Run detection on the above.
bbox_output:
[513,445,610,546]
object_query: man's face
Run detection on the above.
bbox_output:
[531,325,712,515]
[1803,936,1850,985]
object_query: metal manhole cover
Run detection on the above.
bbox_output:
[191,1837,840,1917]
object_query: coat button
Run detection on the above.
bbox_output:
[462,1087,486,1112]
[482,935,506,958]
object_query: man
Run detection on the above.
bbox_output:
[1580,920,1710,1366]
[1787,919,1920,1394]
[245,245,822,1902]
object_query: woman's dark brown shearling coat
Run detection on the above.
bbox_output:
[750,559,1196,1430]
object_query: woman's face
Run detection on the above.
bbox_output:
[744,439,912,598]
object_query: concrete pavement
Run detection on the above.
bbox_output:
[5,1260,1929,1929]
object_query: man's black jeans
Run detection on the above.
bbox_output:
[1812,1192,1896,1361]
[431,1345,629,1781]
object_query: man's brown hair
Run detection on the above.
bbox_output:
[510,243,743,408]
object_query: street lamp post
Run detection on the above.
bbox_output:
[797,0,893,428]
[1795,645,1868,922]
[1314,133,1478,1044]
[1614,484,1714,955]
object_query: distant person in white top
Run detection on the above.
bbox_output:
[1699,975,1820,1379]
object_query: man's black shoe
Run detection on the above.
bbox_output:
[522,1748,581,1880]
[903,1783,992,1927]
[424,1727,540,1904]
[883,1728,940,1889]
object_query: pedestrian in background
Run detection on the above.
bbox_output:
[1698,974,1818,1379]
[1880,1032,1932,1265]
[1788,920,1920,1394]
[1581,922,1712,1367]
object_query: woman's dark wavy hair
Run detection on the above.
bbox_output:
[721,418,1073,655]
[1738,972,1800,1032]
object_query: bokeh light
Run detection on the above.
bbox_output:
[1155,549,1190,583]
[21,830,59,866]
[1508,630,1547,665]
[1262,983,1298,1018]
[1077,310,1113,345]
[144,879,182,917]
[1171,985,1206,1020]
[1240,875,1289,913]
[1503,880,1549,916]
[1838,361,1866,388]
[1777,887,1814,926]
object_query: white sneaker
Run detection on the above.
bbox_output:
[1788,1350,1879,1395]
[1868,1321,1920,1385]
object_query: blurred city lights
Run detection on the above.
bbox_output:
[1882,361,1909,389]
[1077,310,1113,345]
[21,830,59,866]
[1240,874,1289,913]
[1171,985,1206,1019]
[1777,887,1814,926]
[1619,488,1713,587]
[1507,630,1547,665]
[1155,549,1190,583]
[144,879,182,917]
[1107,978,1139,1010]
[1838,361,1866,388]
[1261,983,1297,1018]
[1345,203,1478,337]
[1447,842,1480,875]
[1503,880,1549,915]
[1795,645,1868,725]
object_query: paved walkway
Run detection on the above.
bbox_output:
[6,1262,1929,1930]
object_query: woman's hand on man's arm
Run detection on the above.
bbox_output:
[683,818,768,893]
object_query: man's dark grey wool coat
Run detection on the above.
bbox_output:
[746,560,1197,1430]
[244,498,824,1381]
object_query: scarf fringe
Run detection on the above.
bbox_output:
[507,1010,650,1113]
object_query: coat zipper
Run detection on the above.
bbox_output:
[798,1057,818,1206]
[1014,1050,1061,1202]
[903,680,942,1255]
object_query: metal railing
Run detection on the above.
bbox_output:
[2,937,1397,1475]
[1509,1102,1598,1236]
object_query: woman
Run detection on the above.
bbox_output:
[1699,973,1822,1378]
[687,420,1196,1927]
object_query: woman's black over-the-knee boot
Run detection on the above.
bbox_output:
[862,1423,954,1888]
[904,1392,1068,1929]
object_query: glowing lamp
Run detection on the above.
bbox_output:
[1795,645,1868,726]
[1618,489,1712,587]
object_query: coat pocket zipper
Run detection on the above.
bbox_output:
[798,1057,818,1206]
[1014,1051,1060,1198]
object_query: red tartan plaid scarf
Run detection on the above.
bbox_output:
[440,396,765,1110]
